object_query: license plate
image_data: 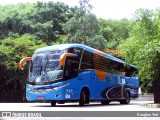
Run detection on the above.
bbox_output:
[65,94,70,98]
[38,96,45,100]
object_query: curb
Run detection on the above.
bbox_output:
[144,103,160,108]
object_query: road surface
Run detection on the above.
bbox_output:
[0,100,159,111]
[0,100,159,120]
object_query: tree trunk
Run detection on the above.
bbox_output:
[153,78,160,103]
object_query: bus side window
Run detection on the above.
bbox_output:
[125,67,138,77]
[64,57,79,79]
[115,62,125,75]
[106,59,126,76]
[80,51,94,71]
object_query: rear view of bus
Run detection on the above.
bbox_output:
[19,44,139,106]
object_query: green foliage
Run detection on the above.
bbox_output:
[0,2,71,45]
[118,9,160,94]
[63,0,106,51]
[0,34,46,91]
[0,3,35,39]
[98,18,131,49]
[0,1,133,94]
[2,1,156,101]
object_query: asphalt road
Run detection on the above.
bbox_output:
[0,100,159,111]
[0,100,159,120]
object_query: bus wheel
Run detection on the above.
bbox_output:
[101,100,111,105]
[51,101,56,107]
[79,90,87,106]
[120,92,130,104]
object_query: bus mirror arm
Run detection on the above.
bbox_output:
[19,57,32,70]
[59,53,77,66]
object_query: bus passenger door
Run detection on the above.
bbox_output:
[64,56,79,99]
[118,76,126,98]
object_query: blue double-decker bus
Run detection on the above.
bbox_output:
[19,44,139,106]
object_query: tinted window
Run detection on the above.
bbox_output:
[94,53,126,75]
[125,67,138,77]
[80,51,94,71]
[64,57,79,79]
[79,50,137,77]
[93,54,108,72]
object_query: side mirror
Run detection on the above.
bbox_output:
[59,53,77,66]
[19,57,32,70]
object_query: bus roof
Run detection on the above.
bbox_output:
[34,44,137,69]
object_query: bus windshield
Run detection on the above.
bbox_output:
[29,50,66,83]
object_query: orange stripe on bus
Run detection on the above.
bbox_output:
[95,70,108,80]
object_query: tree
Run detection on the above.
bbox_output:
[118,9,160,103]
[30,1,71,44]
[98,18,131,49]
[0,2,72,45]
[63,0,106,51]
[0,34,46,101]
[0,1,72,102]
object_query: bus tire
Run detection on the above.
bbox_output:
[51,101,56,107]
[120,92,130,104]
[79,90,87,106]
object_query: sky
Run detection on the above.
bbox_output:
[0,0,160,19]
